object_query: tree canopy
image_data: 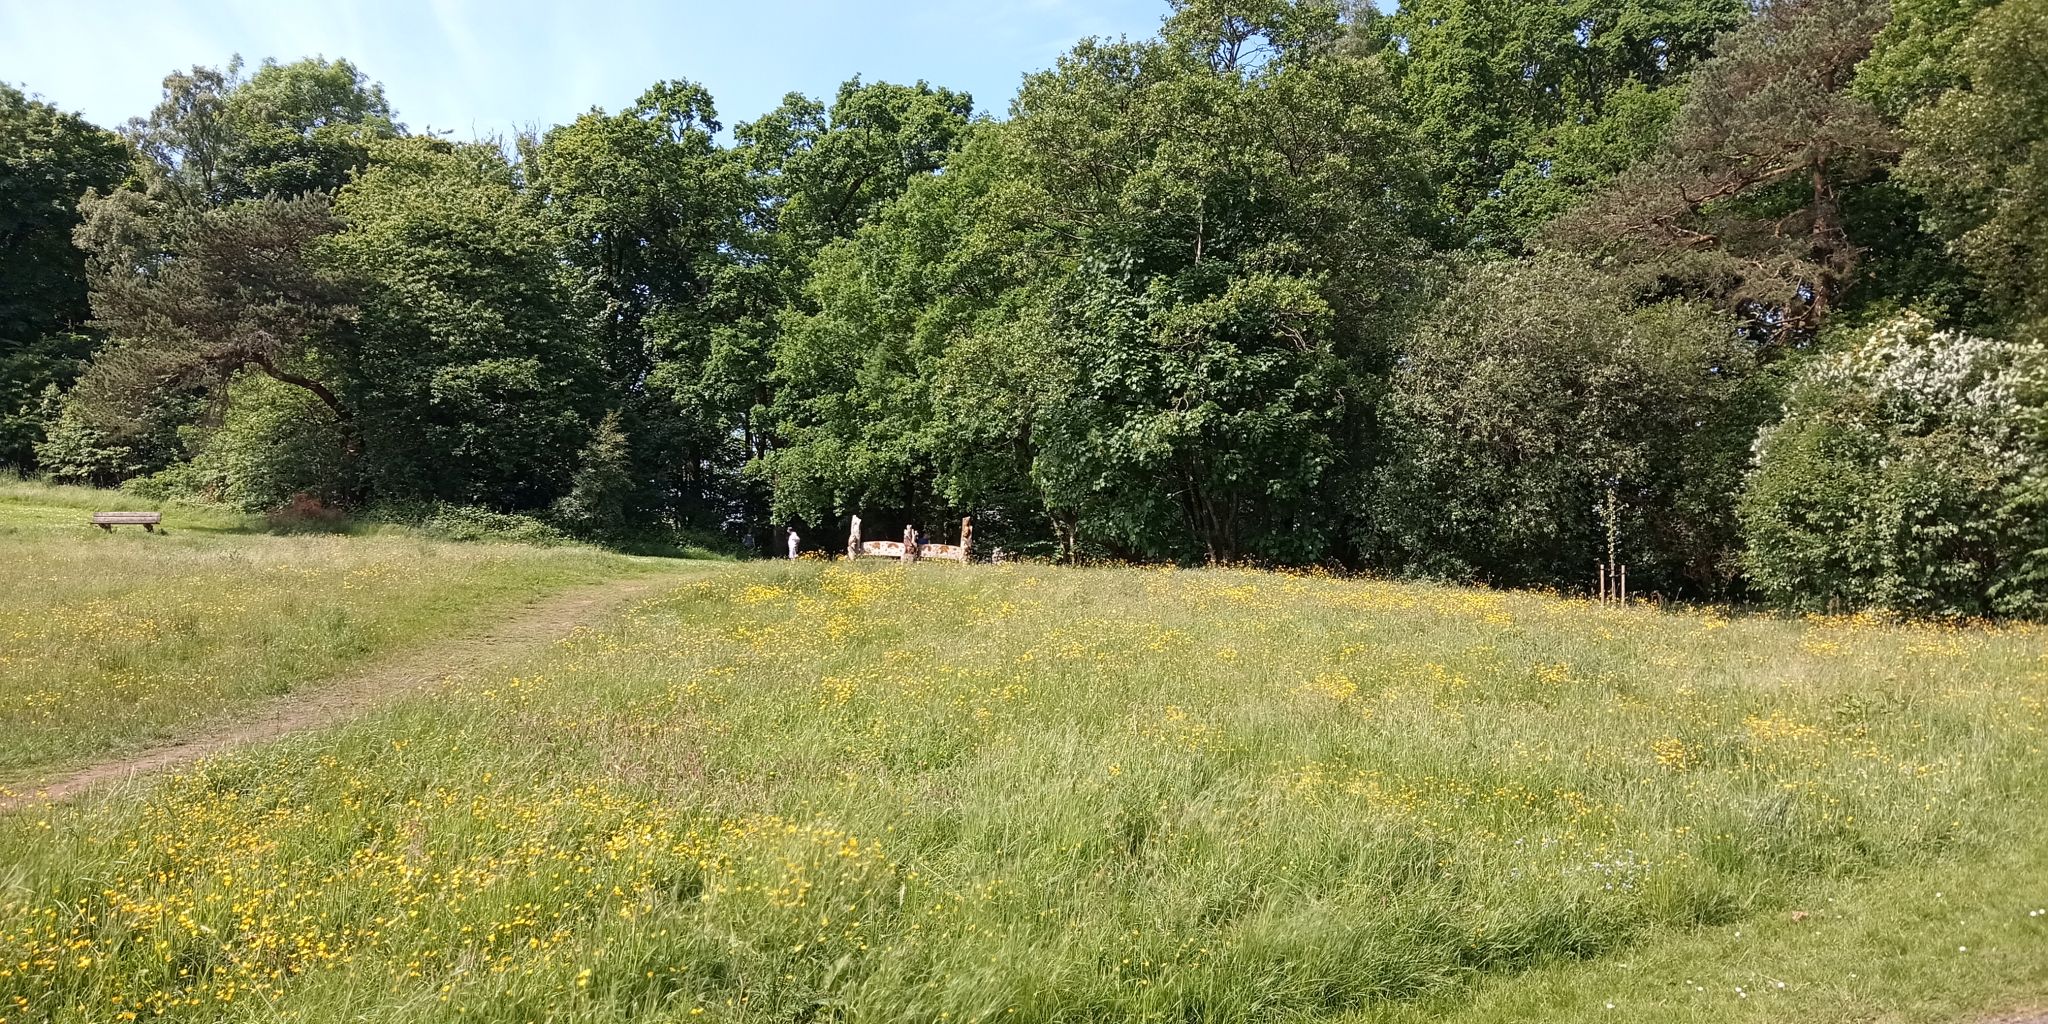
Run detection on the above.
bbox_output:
[0,84,130,469]
[14,0,2048,615]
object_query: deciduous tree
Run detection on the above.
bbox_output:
[1897,0,2048,329]
[0,84,130,469]
[1371,257,1773,594]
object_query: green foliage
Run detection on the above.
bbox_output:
[1389,0,1747,249]
[527,80,737,382]
[1741,313,2048,616]
[553,411,638,536]
[1897,0,2048,330]
[1371,258,1774,594]
[758,123,1017,531]
[68,189,359,456]
[527,80,766,532]
[325,137,601,508]
[1012,2,1434,560]
[737,77,974,251]
[0,84,131,469]
[125,56,398,205]
[33,388,186,487]
[228,57,401,197]
[367,502,577,546]
[1,334,98,471]
[1856,0,1995,118]
[19,0,2048,612]
[1555,0,1898,337]
[170,372,350,511]
[724,76,981,541]
[1492,82,1683,241]
[1028,265,1358,564]
[768,1,1436,562]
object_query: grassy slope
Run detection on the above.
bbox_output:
[0,481,656,786]
[0,560,2044,1022]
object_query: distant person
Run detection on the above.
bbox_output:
[787,527,800,560]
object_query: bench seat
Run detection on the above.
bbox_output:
[92,512,163,532]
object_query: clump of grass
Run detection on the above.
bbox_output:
[0,561,2044,1022]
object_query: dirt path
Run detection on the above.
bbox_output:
[0,572,679,813]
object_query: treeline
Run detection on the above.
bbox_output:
[4,0,2046,615]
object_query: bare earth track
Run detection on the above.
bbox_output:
[0,573,674,812]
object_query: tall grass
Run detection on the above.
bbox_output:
[1,560,2043,1021]
[0,482,650,784]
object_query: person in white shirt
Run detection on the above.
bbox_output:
[787,527,800,560]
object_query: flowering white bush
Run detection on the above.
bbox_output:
[1797,312,2048,460]
[1742,314,2048,617]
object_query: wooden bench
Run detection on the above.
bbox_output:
[857,540,967,562]
[92,512,162,532]
[917,543,966,562]
[847,517,973,563]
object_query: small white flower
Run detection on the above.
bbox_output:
[1958,945,1968,953]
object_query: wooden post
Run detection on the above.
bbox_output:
[960,515,974,563]
[1620,565,1628,605]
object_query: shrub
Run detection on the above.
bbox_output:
[1369,258,1775,596]
[1741,313,2048,617]
[364,501,573,546]
[195,374,351,511]
[33,387,185,487]
[122,374,352,510]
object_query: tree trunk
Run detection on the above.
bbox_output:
[1805,158,1848,329]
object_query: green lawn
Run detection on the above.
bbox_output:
[0,480,655,786]
[1,556,2043,1021]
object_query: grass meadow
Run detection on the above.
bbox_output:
[1,536,2045,1022]
[0,480,648,786]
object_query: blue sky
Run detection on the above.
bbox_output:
[0,0,1173,138]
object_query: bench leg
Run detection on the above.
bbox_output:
[144,524,156,533]
[98,523,111,531]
